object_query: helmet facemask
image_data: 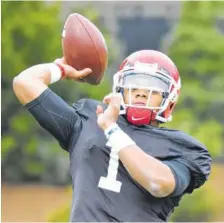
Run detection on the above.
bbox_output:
[113,65,180,124]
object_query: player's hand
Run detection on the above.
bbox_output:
[96,93,122,131]
[54,57,92,82]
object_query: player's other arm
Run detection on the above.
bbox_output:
[97,94,191,198]
[117,138,210,198]
[13,58,91,105]
[105,128,191,198]
[118,145,183,197]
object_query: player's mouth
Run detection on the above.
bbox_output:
[132,102,147,106]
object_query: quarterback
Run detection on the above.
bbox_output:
[13,50,211,222]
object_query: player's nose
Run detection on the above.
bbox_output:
[135,89,148,98]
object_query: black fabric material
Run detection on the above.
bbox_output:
[163,160,191,196]
[25,90,212,222]
[25,88,82,151]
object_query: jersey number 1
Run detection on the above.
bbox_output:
[98,141,122,193]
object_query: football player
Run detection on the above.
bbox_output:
[13,50,211,222]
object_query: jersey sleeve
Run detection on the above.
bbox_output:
[175,143,212,194]
[25,88,83,151]
[163,160,191,196]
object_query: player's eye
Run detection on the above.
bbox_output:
[151,91,160,95]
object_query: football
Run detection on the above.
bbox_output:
[62,13,108,85]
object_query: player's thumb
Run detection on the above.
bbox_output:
[54,57,67,65]
[96,105,104,116]
[77,68,92,78]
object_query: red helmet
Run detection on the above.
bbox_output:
[113,50,181,125]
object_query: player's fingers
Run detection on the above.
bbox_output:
[103,94,113,104]
[62,57,67,63]
[107,94,121,115]
[74,68,92,79]
[110,93,121,108]
[96,105,104,116]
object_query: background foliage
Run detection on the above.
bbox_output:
[1,1,224,222]
[1,1,113,184]
[167,1,224,158]
[166,2,224,221]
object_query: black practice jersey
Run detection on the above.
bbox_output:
[26,88,211,222]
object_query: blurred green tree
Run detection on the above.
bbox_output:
[167,1,224,158]
[166,1,224,221]
[2,1,63,183]
[1,2,114,184]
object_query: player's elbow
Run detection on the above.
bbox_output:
[12,75,35,105]
[13,68,38,93]
[149,178,174,198]
[13,76,23,91]
[13,75,27,93]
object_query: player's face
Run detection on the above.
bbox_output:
[123,88,163,107]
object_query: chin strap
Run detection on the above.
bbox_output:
[126,107,156,125]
